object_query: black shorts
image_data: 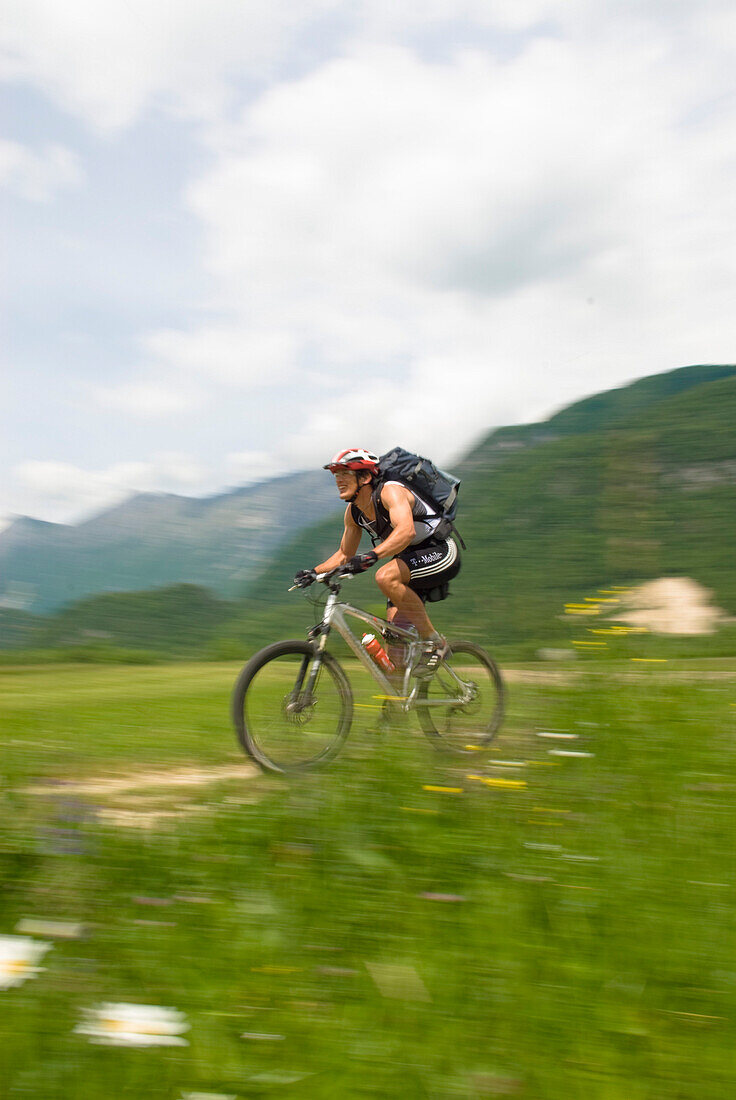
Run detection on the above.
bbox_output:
[391,537,461,604]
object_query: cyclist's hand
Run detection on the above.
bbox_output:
[342,551,378,575]
[293,569,317,588]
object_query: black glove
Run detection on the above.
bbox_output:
[342,551,378,575]
[293,569,317,588]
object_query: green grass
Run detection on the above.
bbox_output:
[1,658,736,1098]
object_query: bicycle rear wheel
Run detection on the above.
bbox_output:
[416,641,504,753]
[232,640,353,774]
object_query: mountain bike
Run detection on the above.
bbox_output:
[232,567,504,774]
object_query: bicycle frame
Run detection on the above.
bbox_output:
[300,576,473,714]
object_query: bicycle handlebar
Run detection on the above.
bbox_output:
[288,567,354,592]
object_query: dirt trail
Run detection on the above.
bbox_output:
[23,763,257,798]
[22,763,259,829]
[504,670,579,684]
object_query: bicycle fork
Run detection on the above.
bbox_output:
[283,637,327,717]
[287,595,338,712]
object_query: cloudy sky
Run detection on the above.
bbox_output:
[2,0,735,526]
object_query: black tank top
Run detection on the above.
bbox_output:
[350,481,442,547]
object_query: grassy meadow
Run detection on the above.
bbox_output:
[1,656,735,1098]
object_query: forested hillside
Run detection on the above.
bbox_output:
[235,364,736,650]
[0,585,236,657]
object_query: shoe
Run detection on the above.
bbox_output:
[412,637,450,679]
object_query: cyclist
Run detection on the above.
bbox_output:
[293,448,461,676]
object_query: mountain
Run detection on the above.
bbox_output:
[0,471,342,614]
[237,364,736,650]
[3,363,735,658]
[458,363,736,472]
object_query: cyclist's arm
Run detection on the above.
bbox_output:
[372,484,415,559]
[314,506,362,573]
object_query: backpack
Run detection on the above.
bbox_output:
[376,446,466,549]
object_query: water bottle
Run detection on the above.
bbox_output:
[361,632,395,672]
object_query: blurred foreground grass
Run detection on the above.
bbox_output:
[1,659,735,1098]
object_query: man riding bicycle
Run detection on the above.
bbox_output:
[294,448,461,677]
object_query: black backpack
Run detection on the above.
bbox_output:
[376,446,466,549]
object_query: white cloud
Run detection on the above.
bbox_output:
[93,380,200,418]
[157,31,735,462]
[225,450,286,486]
[8,0,731,135]
[91,328,298,420]
[144,326,297,387]
[0,139,81,201]
[0,0,340,131]
[12,454,207,523]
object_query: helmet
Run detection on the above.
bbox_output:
[323,448,379,475]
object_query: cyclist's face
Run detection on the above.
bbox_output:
[333,469,358,498]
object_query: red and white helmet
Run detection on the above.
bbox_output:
[323,448,379,475]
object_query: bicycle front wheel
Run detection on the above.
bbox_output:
[416,641,504,753]
[232,640,353,774]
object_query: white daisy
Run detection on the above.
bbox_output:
[0,935,52,990]
[75,1002,189,1047]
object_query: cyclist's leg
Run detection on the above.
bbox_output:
[394,539,462,674]
[376,558,435,638]
[378,539,462,640]
[384,600,419,670]
[385,602,416,629]
[378,562,445,679]
[396,539,461,621]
